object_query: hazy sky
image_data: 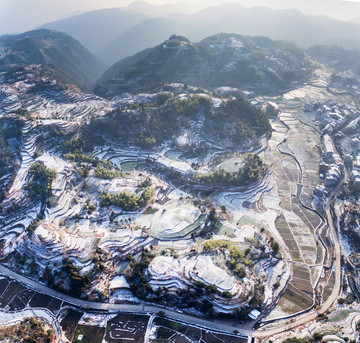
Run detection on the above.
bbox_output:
[0,0,211,34]
[1,0,360,35]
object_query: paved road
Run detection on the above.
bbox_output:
[0,264,252,338]
[320,182,342,312]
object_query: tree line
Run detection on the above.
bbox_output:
[195,153,267,187]
[100,186,153,211]
[26,161,57,202]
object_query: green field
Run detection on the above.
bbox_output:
[121,161,137,172]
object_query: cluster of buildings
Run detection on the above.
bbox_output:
[345,82,360,103]
[306,100,356,135]
[309,97,360,194]
[320,134,344,189]
[343,121,360,189]
[304,100,360,196]
[347,137,360,188]
[309,101,351,199]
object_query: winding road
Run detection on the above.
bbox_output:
[0,264,252,339]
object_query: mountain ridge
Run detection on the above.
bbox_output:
[40,3,360,65]
[41,8,147,57]
[0,29,107,89]
[95,33,311,98]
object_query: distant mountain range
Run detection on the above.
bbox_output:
[41,8,147,59]
[94,33,312,98]
[124,1,204,16]
[233,0,360,21]
[40,2,360,66]
[0,29,106,89]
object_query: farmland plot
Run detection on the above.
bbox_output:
[105,313,149,343]
[263,108,323,318]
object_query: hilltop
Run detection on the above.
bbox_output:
[95,33,311,98]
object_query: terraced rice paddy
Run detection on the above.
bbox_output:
[0,72,284,316]
[121,161,138,172]
[2,62,351,332]
[277,283,314,315]
[261,70,357,322]
[328,309,357,323]
[139,199,205,240]
[263,105,323,318]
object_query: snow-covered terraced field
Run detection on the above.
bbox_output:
[138,199,202,239]
[93,146,158,169]
[34,224,94,260]
[190,255,241,294]
[214,176,272,213]
[157,155,194,173]
[149,255,241,295]
[0,75,115,122]
[100,236,154,256]
[0,120,46,257]
[3,128,40,205]
[102,177,139,194]
[0,69,295,316]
